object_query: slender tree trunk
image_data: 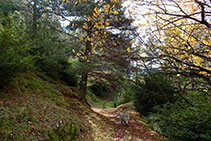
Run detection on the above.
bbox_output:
[79,71,88,101]
[32,0,38,37]
[135,60,138,84]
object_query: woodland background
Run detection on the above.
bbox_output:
[0,0,210,140]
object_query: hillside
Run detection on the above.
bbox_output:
[0,72,82,140]
[0,72,165,140]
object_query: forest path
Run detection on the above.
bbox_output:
[90,107,165,141]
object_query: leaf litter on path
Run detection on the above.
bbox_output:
[78,107,166,141]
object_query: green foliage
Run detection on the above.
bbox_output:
[0,0,19,16]
[114,82,133,107]
[39,55,78,87]
[133,74,177,116]
[60,65,79,87]
[146,92,211,140]
[33,34,79,86]
[0,12,33,87]
[63,0,135,98]
[49,122,79,141]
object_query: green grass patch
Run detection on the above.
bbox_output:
[105,100,114,108]
[86,93,114,109]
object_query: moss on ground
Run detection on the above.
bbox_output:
[0,72,81,140]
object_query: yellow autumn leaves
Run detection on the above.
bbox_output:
[65,0,134,61]
[82,23,88,30]
[41,14,46,17]
[72,49,90,62]
[61,0,116,6]
[158,22,211,77]
[61,0,87,5]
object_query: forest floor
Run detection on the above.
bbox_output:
[75,103,166,141]
[0,72,165,140]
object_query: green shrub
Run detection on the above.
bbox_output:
[146,92,211,140]
[133,74,177,116]
[34,39,79,86]
[0,12,33,87]
[114,82,133,107]
[60,65,78,87]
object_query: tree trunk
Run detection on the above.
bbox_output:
[32,0,38,36]
[79,72,88,101]
[79,34,91,101]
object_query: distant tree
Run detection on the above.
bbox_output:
[22,0,63,36]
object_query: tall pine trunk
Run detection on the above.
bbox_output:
[79,72,88,101]
[79,34,91,101]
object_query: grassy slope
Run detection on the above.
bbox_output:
[0,71,86,140]
[0,71,164,141]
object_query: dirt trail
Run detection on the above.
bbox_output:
[92,107,165,141]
